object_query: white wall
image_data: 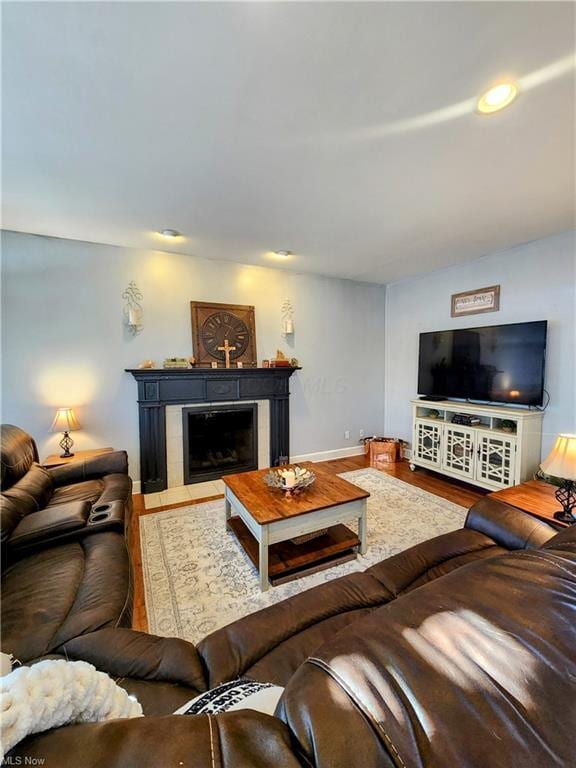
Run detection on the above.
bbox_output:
[384,231,576,458]
[1,232,386,486]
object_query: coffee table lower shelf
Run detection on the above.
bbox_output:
[228,516,360,587]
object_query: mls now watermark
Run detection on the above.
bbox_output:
[2,758,46,766]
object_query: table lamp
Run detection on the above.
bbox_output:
[50,407,81,458]
[540,433,576,523]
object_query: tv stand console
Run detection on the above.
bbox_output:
[410,399,543,490]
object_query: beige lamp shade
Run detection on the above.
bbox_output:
[50,407,81,433]
[540,434,576,481]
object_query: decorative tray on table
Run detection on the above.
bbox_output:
[264,465,316,496]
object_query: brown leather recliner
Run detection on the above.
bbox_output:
[8,496,576,767]
[0,424,133,665]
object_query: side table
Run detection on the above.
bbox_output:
[43,447,114,469]
[489,479,567,529]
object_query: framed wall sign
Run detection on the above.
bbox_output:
[190,301,257,368]
[451,285,500,317]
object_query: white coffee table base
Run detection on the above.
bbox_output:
[225,487,368,591]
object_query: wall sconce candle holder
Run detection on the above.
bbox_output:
[122,281,144,336]
[281,298,294,337]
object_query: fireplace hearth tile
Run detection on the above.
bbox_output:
[158,486,191,505]
[187,481,222,500]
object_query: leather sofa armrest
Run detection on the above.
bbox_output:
[9,501,92,551]
[465,497,556,550]
[61,628,208,693]
[8,711,305,768]
[48,451,129,487]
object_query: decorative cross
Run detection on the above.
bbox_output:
[217,338,236,369]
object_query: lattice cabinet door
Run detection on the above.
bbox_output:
[413,421,442,467]
[476,434,516,488]
[441,425,475,480]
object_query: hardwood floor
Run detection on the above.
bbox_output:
[319,455,486,508]
[129,457,485,632]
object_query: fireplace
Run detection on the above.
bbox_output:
[126,367,298,493]
[182,404,258,484]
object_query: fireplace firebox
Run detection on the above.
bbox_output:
[182,404,258,484]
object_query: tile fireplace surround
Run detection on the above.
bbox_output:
[126,367,299,493]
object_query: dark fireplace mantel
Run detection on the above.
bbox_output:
[126,367,300,493]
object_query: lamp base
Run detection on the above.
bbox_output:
[59,431,75,459]
[553,480,576,525]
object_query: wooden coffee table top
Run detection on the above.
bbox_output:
[223,463,369,525]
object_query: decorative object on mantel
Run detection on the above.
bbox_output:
[451,285,500,317]
[270,350,292,368]
[262,359,270,368]
[190,301,257,368]
[138,359,156,369]
[540,433,576,524]
[50,407,81,458]
[281,298,294,337]
[122,281,144,335]
[264,465,316,495]
[163,357,190,369]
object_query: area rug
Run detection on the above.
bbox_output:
[140,469,467,642]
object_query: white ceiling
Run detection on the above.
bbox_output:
[2,2,575,284]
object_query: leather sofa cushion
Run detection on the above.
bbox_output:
[1,532,131,662]
[2,463,54,517]
[9,501,91,551]
[47,479,105,506]
[465,496,556,549]
[1,425,38,489]
[198,571,393,688]
[199,528,509,689]
[367,527,508,596]
[46,473,131,507]
[243,605,378,686]
[279,544,576,768]
[0,496,22,552]
[62,628,207,694]
[7,709,303,768]
[48,451,129,487]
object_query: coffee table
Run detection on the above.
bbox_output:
[223,463,369,591]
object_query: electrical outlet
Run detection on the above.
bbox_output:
[359,429,365,439]
[344,430,350,440]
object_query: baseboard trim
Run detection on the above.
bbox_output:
[132,480,142,495]
[291,445,365,464]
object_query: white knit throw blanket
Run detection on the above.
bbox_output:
[0,659,143,759]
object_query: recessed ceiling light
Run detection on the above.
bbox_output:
[477,82,519,114]
[159,229,181,239]
[274,250,292,258]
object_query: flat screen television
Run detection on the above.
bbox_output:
[417,320,547,406]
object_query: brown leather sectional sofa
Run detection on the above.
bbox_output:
[2,424,575,766]
[1,425,133,665]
